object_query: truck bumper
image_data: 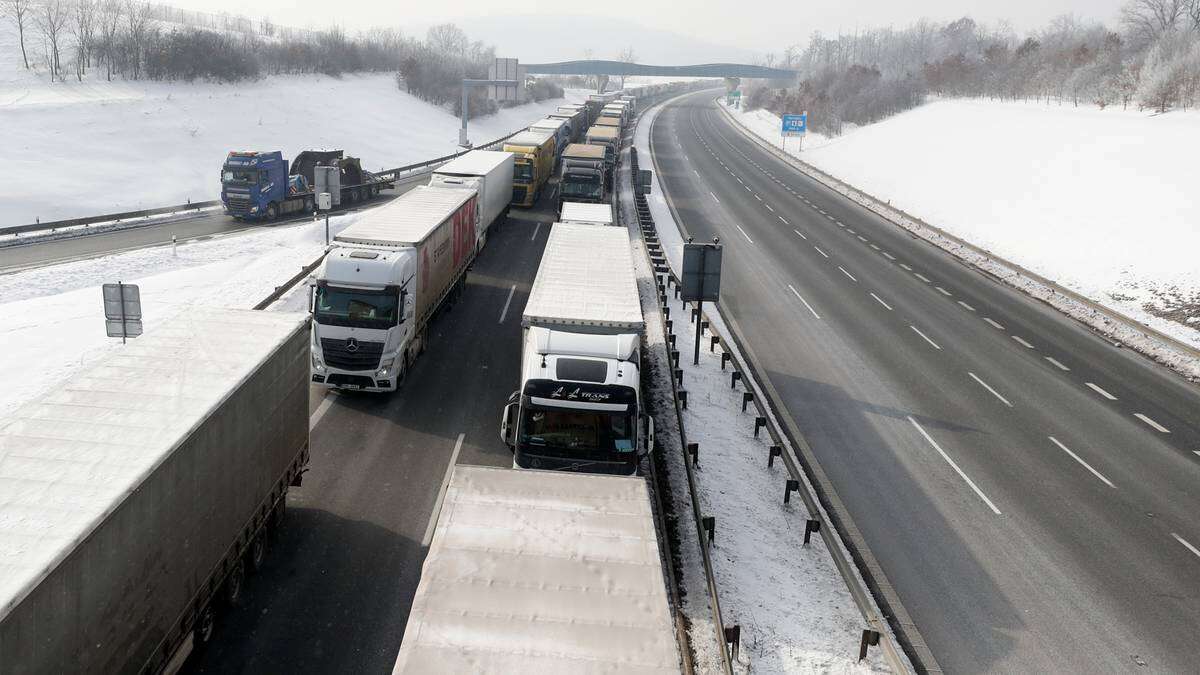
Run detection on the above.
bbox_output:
[311,368,397,393]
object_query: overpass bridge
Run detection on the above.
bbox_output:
[523,59,796,81]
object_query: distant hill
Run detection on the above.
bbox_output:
[423,14,761,66]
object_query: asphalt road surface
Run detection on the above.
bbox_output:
[182,188,559,674]
[650,90,1200,673]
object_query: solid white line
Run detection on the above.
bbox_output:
[910,325,942,350]
[870,292,893,311]
[882,252,895,260]
[838,266,857,282]
[914,273,932,283]
[1045,356,1070,371]
[936,286,953,297]
[814,246,829,258]
[793,229,805,239]
[421,432,466,547]
[908,417,1002,515]
[957,301,976,311]
[780,216,790,225]
[788,284,821,319]
[710,191,720,203]
[735,225,755,243]
[765,204,775,212]
[969,372,1013,407]
[1012,335,1035,349]
[1085,382,1118,400]
[984,318,1005,330]
[1135,413,1170,433]
[1172,532,1200,560]
[498,284,518,323]
[309,395,335,431]
[1049,436,1115,488]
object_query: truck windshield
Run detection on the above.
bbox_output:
[314,285,399,329]
[520,404,635,454]
[222,169,258,184]
[514,162,534,182]
[561,175,602,198]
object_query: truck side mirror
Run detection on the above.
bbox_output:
[639,415,655,456]
[501,402,518,450]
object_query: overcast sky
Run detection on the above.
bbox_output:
[171,0,1129,53]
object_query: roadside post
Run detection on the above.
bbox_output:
[318,192,331,244]
[781,111,808,152]
[102,282,142,344]
[681,238,723,366]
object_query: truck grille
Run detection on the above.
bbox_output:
[511,186,527,205]
[320,338,383,371]
[225,195,252,216]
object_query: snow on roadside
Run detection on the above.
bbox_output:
[630,98,894,674]
[726,98,1200,352]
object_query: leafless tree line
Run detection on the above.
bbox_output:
[745,0,1200,134]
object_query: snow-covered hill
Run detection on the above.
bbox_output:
[0,23,582,226]
[729,98,1200,346]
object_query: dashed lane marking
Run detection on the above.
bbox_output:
[969,372,1013,407]
[910,325,942,350]
[1134,413,1170,433]
[870,292,893,311]
[788,284,821,319]
[1085,382,1118,400]
[1049,437,1115,488]
[909,417,1002,515]
[984,318,1005,330]
[1012,335,1036,349]
[1045,357,1070,371]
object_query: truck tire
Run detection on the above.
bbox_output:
[265,202,278,221]
[225,560,246,607]
[194,604,216,646]
[248,532,268,573]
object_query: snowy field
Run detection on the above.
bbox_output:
[0,23,583,225]
[728,99,1200,348]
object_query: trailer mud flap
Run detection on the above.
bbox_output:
[291,467,308,487]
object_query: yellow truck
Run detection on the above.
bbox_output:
[503,130,558,208]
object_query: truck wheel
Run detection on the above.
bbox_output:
[225,560,246,607]
[195,604,216,645]
[248,532,268,573]
[265,202,278,221]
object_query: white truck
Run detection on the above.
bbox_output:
[428,150,514,251]
[500,222,652,476]
[1,308,310,674]
[528,117,571,158]
[392,465,681,674]
[559,200,614,227]
[311,185,478,392]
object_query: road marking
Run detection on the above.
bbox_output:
[814,246,829,258]
[845,228,855,234]
[900,263,913,271]
[1135,413,1170,433]
[957,301,976,311]
[969,372,1013,407]
[309,395,335,431]
[856,234,867,241]
[870,292,893,311]
[1045,356,1070,371]
[1173,533,1200,560]
[780,216,790,225]
[908,417,1002,515]
[788,284,821,319]
[421,432,466,547]
[498,284,518,323]
[1084,382,1117,400]
[870,244,881,251]
[1049,437,1115,488]
[735,225,755,244]
[838,266,857,282]
[936,286,953,297]
[754,194,762,201]
[882,252,896,260]
[910,325,942,350]
[531,221,543,240]
[710,191,720,203]
[765,204,775,212]
[1012,335,1035,349]
[736,177,744,184]
[984,318,1005,330]
[694,169,701,177]
[793,229,806,239]
[745,185,753,192]
[914,273,932,283]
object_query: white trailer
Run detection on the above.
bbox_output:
[429,150,514,251]
[392,465,680,674]
[500,222,652,475]
[311,186,479,392]
[559,201,614,227]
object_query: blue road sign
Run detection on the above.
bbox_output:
[782,113,807,137]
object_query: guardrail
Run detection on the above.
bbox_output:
[2,129,530,239]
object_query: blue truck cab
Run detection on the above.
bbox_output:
[221,151,306,221]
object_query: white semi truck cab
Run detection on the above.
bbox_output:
[501,222,652,475]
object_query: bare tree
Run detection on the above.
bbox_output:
[1121,0,1187,46]
[35,0,69,81]
[1,0,32,68]
[70,0,96,74]
[1187,0,1200,29]
[98,0,122,80]
[616,46,636,88]
[124,0,150,79]
[426,23,468,55]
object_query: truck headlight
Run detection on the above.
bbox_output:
[376,358,395,378]
[250,206,260,213]
[312,353,324,370]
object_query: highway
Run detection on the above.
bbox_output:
[650,90,1200,673]
[183,193,557,673]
